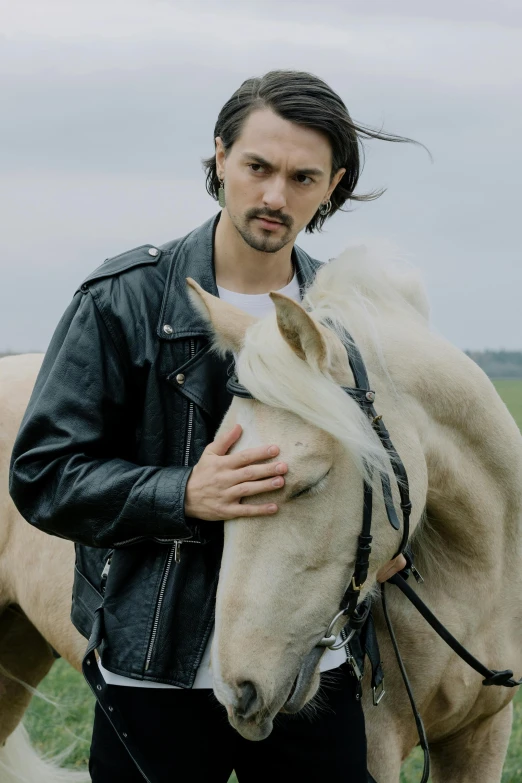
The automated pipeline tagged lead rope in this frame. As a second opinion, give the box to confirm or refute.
[381,582,430,783]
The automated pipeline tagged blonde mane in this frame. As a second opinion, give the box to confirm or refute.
[304,241,430,323]
[236,243,430,478]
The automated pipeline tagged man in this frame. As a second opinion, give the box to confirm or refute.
[10,70,408,782]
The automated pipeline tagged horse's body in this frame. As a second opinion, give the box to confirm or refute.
[0,245,520,782]
[0,353,87,782]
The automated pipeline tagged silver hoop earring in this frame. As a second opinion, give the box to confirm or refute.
[319,199,331,217]
[218,179,226,208]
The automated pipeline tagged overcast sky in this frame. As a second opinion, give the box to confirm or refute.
[1,0,521,352]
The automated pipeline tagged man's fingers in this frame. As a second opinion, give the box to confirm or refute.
[227,476,285,500]
[209,424,243,456]
[376,554,407,583]
[224,502,279,519]
[226,461,287,485]
[227,444,280,468]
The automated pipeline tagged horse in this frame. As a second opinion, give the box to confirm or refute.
[187,244,522,782]
[0,243,520,782]
[0,353,88,782]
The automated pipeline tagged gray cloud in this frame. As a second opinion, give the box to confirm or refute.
[1,1,521,352]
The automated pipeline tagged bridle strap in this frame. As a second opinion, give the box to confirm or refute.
[340,479,374,621]
[388,573,522,688]
[370,415,412,556]
[323,320,413,625]
[329,320,412,547]
[226,373,255,399]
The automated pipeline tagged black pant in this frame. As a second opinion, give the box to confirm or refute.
[89,662,367,782]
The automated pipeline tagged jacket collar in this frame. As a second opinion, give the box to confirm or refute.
[157,212,322,341]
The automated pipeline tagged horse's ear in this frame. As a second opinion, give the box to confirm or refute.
[186,278,257,354]
[270,292,328,369]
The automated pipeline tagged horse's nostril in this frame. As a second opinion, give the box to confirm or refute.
[235,680,258,719]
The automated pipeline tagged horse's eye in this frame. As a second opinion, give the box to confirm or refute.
[291,485,313,500]
[290,469,331,500]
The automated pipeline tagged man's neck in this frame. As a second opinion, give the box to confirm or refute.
[214,210,294,294]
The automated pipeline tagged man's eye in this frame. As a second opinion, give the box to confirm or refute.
[249,164,265,173]
[295,174,313,185]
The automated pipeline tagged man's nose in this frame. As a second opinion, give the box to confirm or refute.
[262,178,287,212]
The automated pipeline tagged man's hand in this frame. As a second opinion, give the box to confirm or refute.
[376,554,407,583]
[184,424,288,521]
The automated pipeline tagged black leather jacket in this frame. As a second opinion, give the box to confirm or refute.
[9,213,321,686]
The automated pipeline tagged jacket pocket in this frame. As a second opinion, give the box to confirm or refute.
[71,565,103,640]
[71,544,109,639]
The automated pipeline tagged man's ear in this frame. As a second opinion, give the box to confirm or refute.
[270,292,328,370]
[186,278,257,355]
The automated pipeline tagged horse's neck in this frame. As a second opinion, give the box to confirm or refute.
[403,342,522,590]
[361,321,522,590]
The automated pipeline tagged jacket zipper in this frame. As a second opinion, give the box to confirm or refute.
[145,338,196,671]
[100,551,113,594]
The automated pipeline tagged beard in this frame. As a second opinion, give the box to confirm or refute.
[234,207,295,254]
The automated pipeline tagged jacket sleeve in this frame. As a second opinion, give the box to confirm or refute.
[9,289,194,548]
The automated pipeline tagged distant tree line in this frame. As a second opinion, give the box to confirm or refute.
[465,350,522,379]
[2,350,522,378]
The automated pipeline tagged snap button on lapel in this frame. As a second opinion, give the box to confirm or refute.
[148,247,159,256]
[176,373,185,385]
[163,324,173,335]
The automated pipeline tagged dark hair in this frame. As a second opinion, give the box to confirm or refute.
[203,70,428,233]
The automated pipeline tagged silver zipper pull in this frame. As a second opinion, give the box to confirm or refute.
[174,541,182,563]
[101,556,112,594]
[346,653,363,681]
[411,564,424,584]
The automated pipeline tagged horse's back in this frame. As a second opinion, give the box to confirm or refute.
[0,354,43,539]
[0,354,43,440]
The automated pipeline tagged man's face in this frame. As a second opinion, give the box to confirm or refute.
[216,108,345,253]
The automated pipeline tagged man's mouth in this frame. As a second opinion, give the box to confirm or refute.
[255,216,285,230]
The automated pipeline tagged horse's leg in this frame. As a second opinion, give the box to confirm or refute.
[366,709,405,783]
[429,703,513,783]
[367,741,403,783]
[0,605,91,782]
[0,604,55,741]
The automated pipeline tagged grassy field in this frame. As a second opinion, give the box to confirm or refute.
[24,379,522,780]
[494,379,522,430]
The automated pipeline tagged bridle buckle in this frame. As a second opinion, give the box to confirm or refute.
[373,680,386,706]
[351,577,365,592]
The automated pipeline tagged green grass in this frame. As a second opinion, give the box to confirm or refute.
[24,658,93,770]
[24,380,522,780]
[494,379,522,430]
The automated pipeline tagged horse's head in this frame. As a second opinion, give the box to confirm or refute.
[187,269,426,740]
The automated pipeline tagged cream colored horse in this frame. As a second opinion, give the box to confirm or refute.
[0,245,520,782]
[0,353,87,782]
[188,245,522,783]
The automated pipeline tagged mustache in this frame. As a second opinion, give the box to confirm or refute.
[246,208,292,228]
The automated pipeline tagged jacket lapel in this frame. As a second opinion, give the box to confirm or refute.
[158,212,322,419]
[157,215,219,342]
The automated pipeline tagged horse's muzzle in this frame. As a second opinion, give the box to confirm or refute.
[281,645,323,713]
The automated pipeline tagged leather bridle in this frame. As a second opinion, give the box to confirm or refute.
[227,319,412,644]
[226,318,521,783]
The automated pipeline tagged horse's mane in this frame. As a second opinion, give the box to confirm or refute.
[236,243,430,479]
[303,241,430,323]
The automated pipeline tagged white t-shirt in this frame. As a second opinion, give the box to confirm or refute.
[99,273,346,688]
